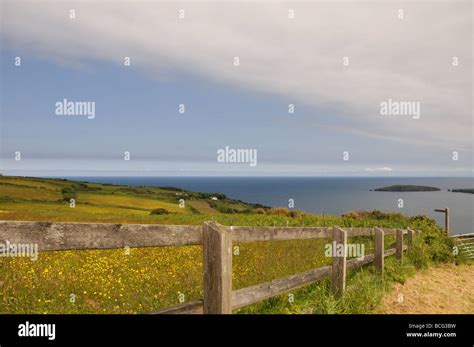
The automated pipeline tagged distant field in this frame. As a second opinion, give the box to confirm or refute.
[0,182,61,201]
[0,175,254,223]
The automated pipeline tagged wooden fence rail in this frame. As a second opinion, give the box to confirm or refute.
[0,220,416,314]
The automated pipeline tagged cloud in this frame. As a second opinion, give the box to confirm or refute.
[364,167,393,172]
[2,0,472,152]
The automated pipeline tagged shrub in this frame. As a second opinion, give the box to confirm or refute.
[72,183,101,191]
[208,201,241,214]
[61,187,77,201]
[195,192,228,200]
[150,208,169,215]
[189,206,200,214]
[407,237,431,269]
[216,207,238,214]
[268,208,289,216]
[241,208,254,214]
[342,210,403,221]
[342,210,364,219]
[263,208,303,218]
[288,210,302,218]
[407,216,456,265]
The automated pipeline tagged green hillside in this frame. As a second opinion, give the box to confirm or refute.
[0,175,269,224]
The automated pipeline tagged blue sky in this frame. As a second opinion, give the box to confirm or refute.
[1,1,472,176]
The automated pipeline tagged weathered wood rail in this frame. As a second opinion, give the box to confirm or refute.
[0,220,417,314]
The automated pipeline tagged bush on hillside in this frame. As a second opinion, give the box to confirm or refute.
[61,187,77,201]
[263,208,303,218]
[150,208,169,215]
[407,215,456,265]
[342,210,403,220]
[72,182,102,191]
[254,208,267,214]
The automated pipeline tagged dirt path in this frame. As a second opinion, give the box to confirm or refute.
[380,263,474,314]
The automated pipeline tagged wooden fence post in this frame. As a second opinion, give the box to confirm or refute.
[202,221,232,314]
[332,227,347,295]
[396,229,404,262]
[435,207,450,235]
[445,208,450,236]
[374,227,384,276]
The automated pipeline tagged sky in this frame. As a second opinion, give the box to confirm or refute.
[0,0,472,176]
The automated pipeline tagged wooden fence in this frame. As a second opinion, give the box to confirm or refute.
[0,220,418,314]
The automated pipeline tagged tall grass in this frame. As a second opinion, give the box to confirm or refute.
[237,217,461,314]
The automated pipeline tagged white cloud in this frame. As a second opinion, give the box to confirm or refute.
[2,0,472,151]
[364,167,393,172]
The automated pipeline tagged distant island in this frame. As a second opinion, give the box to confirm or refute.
[450,188,474,194]
[373,185,440,192]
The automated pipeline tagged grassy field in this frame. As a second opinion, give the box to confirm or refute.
[0,176,462,313]
[380,263,474,314]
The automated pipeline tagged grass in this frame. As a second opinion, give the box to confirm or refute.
[186,200,216,214]
[0,175,464,314]
[0,183,60,201]
[380,263,474,313]
[78,193,185,213]
[234,257,417,314]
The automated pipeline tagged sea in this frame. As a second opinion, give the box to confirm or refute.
[72,177,473,235]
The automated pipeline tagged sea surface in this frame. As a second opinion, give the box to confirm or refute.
[72,177,473,235]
